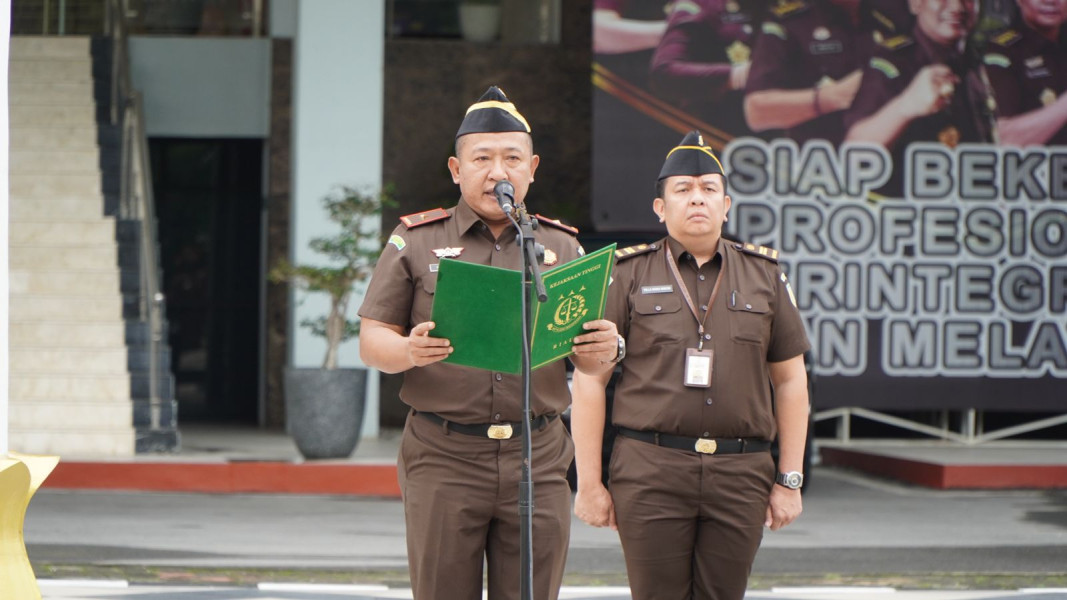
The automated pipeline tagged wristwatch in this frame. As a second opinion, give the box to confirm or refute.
[611,335,627,363]
[775,471,804,490]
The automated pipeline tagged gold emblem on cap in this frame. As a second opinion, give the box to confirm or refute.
[726,0,740,11]
[433,247,464,258]
[1041,88,1057,106]
[813,27,830,40]
[726,40,751,65]
[938,126,960,148]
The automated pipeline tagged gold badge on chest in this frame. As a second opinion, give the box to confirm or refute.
[938,125,960,148]
[727,40,751,65]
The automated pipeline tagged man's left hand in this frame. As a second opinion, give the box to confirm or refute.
[765,485,802,531]
[571,320,620,363]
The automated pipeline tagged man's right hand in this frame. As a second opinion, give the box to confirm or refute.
[903,64,957,118]
[823,69,863,113]
[407,321,452,367]
[574,483,617,530]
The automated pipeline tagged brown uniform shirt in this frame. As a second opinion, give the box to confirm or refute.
[358,200,583,423]
[746,0,910,145]
[984,25,1067,145]
[650,0,770,137]
[605,237,810,441]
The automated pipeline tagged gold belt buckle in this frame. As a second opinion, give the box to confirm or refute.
[487,424,514,440]
[694,438,718,454]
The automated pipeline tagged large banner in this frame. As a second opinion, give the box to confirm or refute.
[592,0,1067,410]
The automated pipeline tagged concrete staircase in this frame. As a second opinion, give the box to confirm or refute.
[8,36,165,456]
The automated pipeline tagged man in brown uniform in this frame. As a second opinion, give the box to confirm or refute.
[650,0,771,138]
[843,0,996,195]
[744,0,912,146]
[983,0,1067,145]
[571,131,811,600]
[358,87,620,600]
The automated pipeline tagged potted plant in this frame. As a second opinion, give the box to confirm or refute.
[458,0,501,42]
[270,184,394,459]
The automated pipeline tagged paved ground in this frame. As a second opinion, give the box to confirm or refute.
[24,465,1067,599]
[32,581,1067,600]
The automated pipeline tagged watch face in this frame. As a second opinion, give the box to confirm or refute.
[778,472,803,489]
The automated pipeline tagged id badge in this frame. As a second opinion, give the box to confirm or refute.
[684,348,714,388]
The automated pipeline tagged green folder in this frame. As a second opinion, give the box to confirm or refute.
[430,243,616,374]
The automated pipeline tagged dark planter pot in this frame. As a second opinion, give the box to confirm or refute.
[284,367,367,459]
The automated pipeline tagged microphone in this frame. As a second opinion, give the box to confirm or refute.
[494,180,515,215]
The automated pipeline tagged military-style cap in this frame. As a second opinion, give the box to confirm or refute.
[456,86,532,139]
[657,130,725,180]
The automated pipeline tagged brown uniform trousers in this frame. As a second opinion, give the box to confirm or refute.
[399,411,574,600]
[610,436,776,600]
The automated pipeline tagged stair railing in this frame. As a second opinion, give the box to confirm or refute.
[106,0,166,430]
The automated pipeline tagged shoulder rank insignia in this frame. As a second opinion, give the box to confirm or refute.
[992,29,1021,47]
[614,243,658,260]
[735,242,780,262]
[871,10,896,32]
[878,34,913,51]
[870,56,901,79]
[670,0,702,16]
[761,21,787,40]
[771,0,808,19]
[533,214,579,235]
[400,208,450,229]
[983,53,1011,69]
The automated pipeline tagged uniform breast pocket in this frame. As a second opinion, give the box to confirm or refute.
[412,274,437,322]
[728,290,771,345]
[631,294,686,344]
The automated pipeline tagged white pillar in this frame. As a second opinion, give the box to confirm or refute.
[1,0,11,455]
[291,0,384,437]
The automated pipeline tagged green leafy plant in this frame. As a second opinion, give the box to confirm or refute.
[270,184,395,370]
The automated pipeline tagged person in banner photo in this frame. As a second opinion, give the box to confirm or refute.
[843,0,998,195]
[571,131,811,600]
[649,0,771,140]
[743,0,913,146]
[594,0,669,55]
[358,87,621,600]
[983,0,1067,145]
[592,0,685,232]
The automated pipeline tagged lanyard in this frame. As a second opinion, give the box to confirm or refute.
[665,244,726,351]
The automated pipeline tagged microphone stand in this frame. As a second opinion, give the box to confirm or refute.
[505,200,546,600]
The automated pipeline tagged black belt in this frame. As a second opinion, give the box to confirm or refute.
[415,411,557,440]
[617,427,771,455]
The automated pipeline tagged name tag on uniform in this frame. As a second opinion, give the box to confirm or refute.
[641,285,674,294]
[684,348,714,388]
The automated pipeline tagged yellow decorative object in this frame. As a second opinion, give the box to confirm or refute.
[0,453,60,600]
